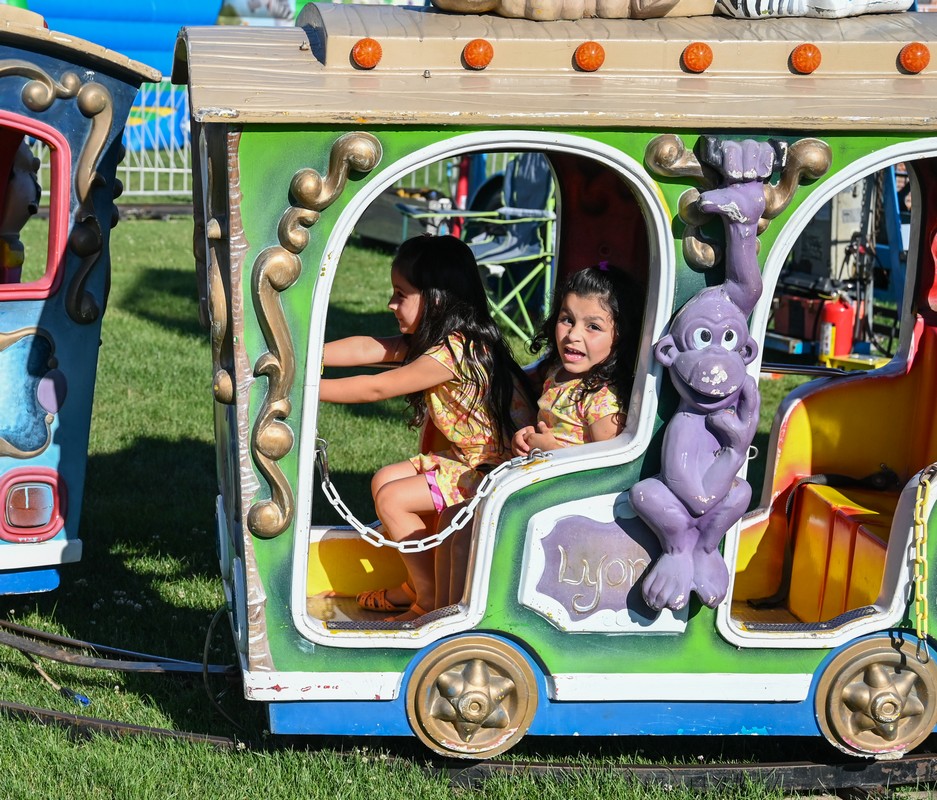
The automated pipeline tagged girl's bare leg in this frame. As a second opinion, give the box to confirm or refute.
[372,460,421,500]
[373,471,439,619]
[447,520,472,605]
[434,502,469,607]
[434,535,453,610]
[365,461,429,609]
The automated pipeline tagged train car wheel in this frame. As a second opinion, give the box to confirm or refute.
[815,637,937,759]
[405,635,538,758]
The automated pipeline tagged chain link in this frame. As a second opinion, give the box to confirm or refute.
[315,437,548,553]
[913,463,936,664]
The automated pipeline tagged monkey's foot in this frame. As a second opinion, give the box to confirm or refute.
[692,549,729,608]
[642,552,694,611]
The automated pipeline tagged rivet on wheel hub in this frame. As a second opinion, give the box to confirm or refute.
[458,691,492,724]
[871,693,902,724]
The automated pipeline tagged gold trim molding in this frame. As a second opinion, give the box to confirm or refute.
[645,134,832,271]
[0,60,116,324]
[247,132,382,539]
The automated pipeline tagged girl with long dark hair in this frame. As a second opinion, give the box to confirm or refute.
[321,235,535,620]
[512,264,638,455]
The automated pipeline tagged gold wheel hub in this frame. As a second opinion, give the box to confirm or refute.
[406,635,538,758]
[816,637,937,758]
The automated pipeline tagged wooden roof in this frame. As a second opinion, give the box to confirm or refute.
[173,4,937,130]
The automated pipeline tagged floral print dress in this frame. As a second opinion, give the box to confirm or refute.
[536,365,621,447]
[409,334,531,509]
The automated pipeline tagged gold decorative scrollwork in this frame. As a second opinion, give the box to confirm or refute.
[0,60,115,324]
[645,134,831,271]
[207,217,234,405]
[247,132,382,539]
[66,216,104,324]
[644,134,707,182]
[763,138,833,220]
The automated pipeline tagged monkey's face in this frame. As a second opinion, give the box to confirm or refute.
[654,289,757,412]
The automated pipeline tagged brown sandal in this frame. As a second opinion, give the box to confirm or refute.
[356,582,416,613]
[383,602,430,623]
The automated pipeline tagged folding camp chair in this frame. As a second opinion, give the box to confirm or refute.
[467,153,556,339]
[397,153,556,339]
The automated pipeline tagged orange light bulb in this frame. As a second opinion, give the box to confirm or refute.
[790,43,821,74]
[463,39,494,70]
[900,42,930,74]
[682,42,713,74]
[351,38,382,70]
[574,41,605,72]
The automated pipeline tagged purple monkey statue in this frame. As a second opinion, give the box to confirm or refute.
[630,137,781,612]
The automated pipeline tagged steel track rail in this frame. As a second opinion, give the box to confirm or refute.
[3,690,937,793]
[0,699,241,749]
[446,748,937,792]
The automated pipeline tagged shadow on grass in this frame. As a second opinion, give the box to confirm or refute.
[24,436,265,738]
[312,469,376,527]
[324,303,397,345]
[275,732,851,780]
[119,266,205,340]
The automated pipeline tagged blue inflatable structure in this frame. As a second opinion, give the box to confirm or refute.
[27,1,222,77]
[26,1,221,151]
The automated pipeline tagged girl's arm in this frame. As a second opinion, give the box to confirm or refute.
[587,412,624,443]
[323,335,406,368]
[320,353,454,404]
[522,412,623,452]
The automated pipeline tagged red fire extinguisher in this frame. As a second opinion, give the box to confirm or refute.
[818,294,855,362]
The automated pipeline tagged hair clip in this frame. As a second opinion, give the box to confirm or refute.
[598,261,609,271]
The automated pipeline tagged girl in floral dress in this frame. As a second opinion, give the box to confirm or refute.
[320,235,535,621]
[512,265,639,455]
[440,264,640,611]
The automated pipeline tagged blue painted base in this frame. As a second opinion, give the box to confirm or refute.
[528,700,818,737]
[266,698,818,739]
[0,567,60,595]
[269,699,410,736]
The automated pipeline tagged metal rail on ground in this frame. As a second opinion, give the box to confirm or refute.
[2,616,937,793]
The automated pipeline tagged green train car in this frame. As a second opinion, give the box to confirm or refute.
[173,2,937,759]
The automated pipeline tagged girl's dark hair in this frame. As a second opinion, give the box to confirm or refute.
[530,265,641,408]
[394,235,536,444]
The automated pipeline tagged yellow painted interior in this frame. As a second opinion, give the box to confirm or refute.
[306,422,440,601]
[307,535,408,598]
[788,485,892,623]
[735,318,937,618]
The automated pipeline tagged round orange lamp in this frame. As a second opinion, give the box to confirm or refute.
[682,42,713,73]
[574,41,605,72]
[899,42,930,74]
[463,39,494,70]
[790,43,821,74]
[351,38,382,70]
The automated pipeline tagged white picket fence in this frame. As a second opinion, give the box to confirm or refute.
[118,80,193,200]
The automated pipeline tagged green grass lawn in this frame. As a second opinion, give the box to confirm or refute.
[0,214,831,799]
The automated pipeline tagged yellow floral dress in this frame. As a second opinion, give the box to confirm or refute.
[537,366,621,447]
[410,334,531,509]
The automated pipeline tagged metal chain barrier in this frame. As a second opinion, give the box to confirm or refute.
[913,463,935,664]
[315,437,547,553]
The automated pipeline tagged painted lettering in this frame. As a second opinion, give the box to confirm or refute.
[556,544,649,614]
